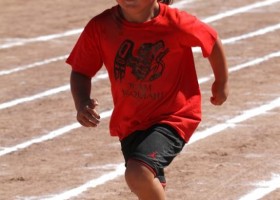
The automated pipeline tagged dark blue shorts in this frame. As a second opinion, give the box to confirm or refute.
[120,124,185,185]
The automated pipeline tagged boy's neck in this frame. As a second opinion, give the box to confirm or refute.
[119,2,160,23]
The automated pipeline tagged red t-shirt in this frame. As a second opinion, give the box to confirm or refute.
[66,3,217,142]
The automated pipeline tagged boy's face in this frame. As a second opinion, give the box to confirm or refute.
[116,0,156,10]
[116,0,159,22]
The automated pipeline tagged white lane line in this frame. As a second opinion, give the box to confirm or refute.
[239,174,280,200]
[39,164,125,200]
[0,110,112,157]
[0,72,108,110]
[188,97,280,144]
[1,50,279,110]
[0,28,83,49]
[228,51,280,73]
[1,21,280,77]
[1,50,279,155]
[0,84,69,110]
[1,0,279,50]
[198,50,280,84]
[170,0,195,8]
[222,23,280,44]
[0,55,68,76]
[0,50,278,111]
[0,123,80,157]
[25,96,280,200]
[203,0,280,23]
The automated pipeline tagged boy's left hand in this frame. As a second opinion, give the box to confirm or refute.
[210,80,229,106]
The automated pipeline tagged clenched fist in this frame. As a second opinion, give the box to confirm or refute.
[76,99,101,127]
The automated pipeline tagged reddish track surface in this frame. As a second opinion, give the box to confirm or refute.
[0,0,280,199]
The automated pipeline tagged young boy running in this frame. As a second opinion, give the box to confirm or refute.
[67,0,229,199]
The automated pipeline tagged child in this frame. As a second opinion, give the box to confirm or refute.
[67,0,229,199]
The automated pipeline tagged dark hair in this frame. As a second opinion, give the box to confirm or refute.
[158,0,173,5]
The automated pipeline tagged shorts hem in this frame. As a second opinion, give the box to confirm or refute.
[128,158,157,177]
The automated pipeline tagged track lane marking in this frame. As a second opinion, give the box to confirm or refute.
[0,110,112,157]
[1,50,280,156]
[203,0,280,23]
[0,0,279,49]
[0,55,68,76]
[0,28,83,49]
[2,22,280,77]
[188,97,280,144]
[24,96,280,200]
[0,1,278,198]
[1,50,279,111]
[198,50,280,84]
[0,72,108,110]
[239,174,280,200]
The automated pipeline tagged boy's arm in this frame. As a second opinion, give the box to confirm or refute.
[70,70,100,127]
[207,37,229,106]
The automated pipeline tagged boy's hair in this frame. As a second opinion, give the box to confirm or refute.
[158,0,173,5]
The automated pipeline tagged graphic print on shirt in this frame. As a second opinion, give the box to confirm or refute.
[114,40,169,100]
[114,40,169,82]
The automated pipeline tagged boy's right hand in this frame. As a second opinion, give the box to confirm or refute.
[76,99,101,127]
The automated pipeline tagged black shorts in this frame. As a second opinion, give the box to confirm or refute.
[120,124,185,185]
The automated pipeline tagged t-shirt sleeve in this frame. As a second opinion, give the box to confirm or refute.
[66,20,103,78]
[179,12,218,57]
